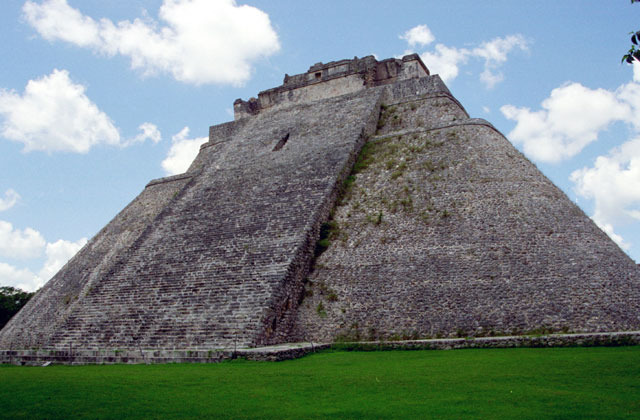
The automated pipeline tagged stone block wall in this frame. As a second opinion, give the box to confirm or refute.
[0,86,383,351]
[234,54,429,120]
[293,88,640,342]
[0,175,193,348]
[2,332,638,365]
[2,54,640,360]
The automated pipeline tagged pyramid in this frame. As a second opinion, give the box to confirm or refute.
[1,54,639,353]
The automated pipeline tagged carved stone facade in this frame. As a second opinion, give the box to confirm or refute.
[233,54,428,119]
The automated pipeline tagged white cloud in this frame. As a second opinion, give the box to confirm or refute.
[0,189,20,212]
[122,122,161,147]
[37,237,87,283]
[418,44,470,83]
[0,234,87,291]
[501,83,632,163]
[570,137,640,249]
[505,66,640,254]
[616,78,640,132]
[0,69,160,153]
[400,25,435,47]
[0,221,46,259]
[24,0,281,86]
[595,221,631,251]
[0,69,120,153]
[473,35,528,88]
[0,262,39,292]
[23,0,100,47]
[403,30,527,87]
[633,60,640,83]
[161,127,207,175]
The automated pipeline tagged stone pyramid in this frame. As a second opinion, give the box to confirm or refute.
[1,54,639,352]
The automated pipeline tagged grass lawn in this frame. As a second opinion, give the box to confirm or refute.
[0,346,639,419]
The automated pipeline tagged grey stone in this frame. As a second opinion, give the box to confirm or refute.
[1,54,639,364]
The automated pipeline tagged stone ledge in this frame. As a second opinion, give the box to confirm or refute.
[331,331,640,351]
[0,343,331,366]
[370,118,499,142]
[384,92,469,118]
[1,332,638,366]
[145,173,194,188]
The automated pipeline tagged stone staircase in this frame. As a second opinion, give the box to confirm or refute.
[31,88,384,351]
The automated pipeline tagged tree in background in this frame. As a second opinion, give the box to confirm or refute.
[623,0,640,63]
[0,287,35,330]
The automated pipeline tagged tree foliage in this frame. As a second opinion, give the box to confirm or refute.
[623,0,640,63]
[0,286,35,330]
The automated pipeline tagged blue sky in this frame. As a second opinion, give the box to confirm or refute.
[1,0,639,291]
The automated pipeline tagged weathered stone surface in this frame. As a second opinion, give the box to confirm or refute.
[1,332,638,365]
[1,54,639,361]
[293,91,640,341]
[0,175,193,348]
[233,54,428,120]
[0,80,383,351]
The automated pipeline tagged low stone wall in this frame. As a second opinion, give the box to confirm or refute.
[0,348,228,366]
[0,343,331,366]
[331,331,640,351]
[1,332,637,366]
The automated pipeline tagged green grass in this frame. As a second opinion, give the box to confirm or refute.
[1,347,639,419]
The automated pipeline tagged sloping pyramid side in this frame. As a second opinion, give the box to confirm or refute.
[0,88,383,350]
[293,82,640,342]
[2,68,639,352]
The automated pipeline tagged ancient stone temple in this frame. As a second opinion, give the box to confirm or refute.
[2,54,639,357]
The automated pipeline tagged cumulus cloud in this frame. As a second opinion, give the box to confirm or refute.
[24,0,281,86]
[501,79,639,163]
[37,237,87,283]
[0,232,86,291]
[0,69,159,153]
[161,127,207,175]
[0,262,39,292]
[503,62,640,251]
[401,25,527,88]
[0,221,46,260]
[0,69,119,153]
[473,35,528,88]
[400,25,435,47]
[23,0,100,47]
[0,189,20,212]
[596,222,631,251]
[570,137,640,249]
[0,217,87,289]
[123,122,162,147]
[419,44,469,83]
[634,60,640,83]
